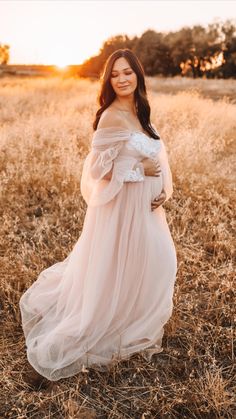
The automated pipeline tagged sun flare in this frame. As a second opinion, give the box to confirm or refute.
[55,62,69,70]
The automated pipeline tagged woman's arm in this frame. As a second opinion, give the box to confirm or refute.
[103,167,113,180]
[158,139,173,201]
[95,110,128,181]
[140,158,162,177]
[149,123,173,200]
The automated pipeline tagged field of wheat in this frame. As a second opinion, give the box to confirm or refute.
[0,75,235,418]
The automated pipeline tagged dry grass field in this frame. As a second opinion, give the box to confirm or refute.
[0,75,235,418]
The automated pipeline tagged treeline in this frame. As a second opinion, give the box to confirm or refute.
[1,19,235,79]
[79,19,236,79]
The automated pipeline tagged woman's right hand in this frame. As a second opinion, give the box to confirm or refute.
[141,157,161,177]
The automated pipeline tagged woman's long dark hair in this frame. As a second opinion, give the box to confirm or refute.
[92,48,160,140]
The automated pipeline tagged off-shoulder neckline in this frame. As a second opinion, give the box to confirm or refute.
[95,126,159,140]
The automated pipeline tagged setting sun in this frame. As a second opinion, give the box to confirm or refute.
[55,63,69,70]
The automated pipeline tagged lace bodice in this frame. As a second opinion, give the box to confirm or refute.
[123,131,162,182]
[126,132,162,159]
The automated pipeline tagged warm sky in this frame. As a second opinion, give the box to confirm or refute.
[1,0,236,66]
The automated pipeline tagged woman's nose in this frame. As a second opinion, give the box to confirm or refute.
[118,74,126,82]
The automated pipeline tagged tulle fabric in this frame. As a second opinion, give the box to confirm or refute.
[81,126,143,206]
[19,126,177,381]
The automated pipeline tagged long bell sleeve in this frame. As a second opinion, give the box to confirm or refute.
[80,127,141,207]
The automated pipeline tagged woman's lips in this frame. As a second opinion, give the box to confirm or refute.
[119,85,129,89]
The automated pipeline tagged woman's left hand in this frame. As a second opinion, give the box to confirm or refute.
[151,189,166,211]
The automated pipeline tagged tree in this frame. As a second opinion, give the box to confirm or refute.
[0,44,10,64]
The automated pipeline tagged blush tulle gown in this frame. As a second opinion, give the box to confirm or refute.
[19,125,177,381]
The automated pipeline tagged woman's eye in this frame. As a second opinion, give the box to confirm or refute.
[111,72,132,78]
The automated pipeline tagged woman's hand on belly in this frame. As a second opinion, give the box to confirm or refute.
[141,157,161,177]
[151,189,167,211]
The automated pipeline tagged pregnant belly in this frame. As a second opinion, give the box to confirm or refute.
[114,173,163,213]
[145,173,163,202]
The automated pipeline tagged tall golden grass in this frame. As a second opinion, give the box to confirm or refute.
[0,76,235,418]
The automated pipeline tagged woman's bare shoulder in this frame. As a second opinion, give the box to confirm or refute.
[97,108,128,130]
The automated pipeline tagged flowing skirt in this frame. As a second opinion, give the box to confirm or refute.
[19,175,177,381]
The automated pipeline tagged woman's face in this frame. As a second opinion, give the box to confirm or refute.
[110,57,137,98]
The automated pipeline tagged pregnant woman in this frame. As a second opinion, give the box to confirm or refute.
[19,48,177,382]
